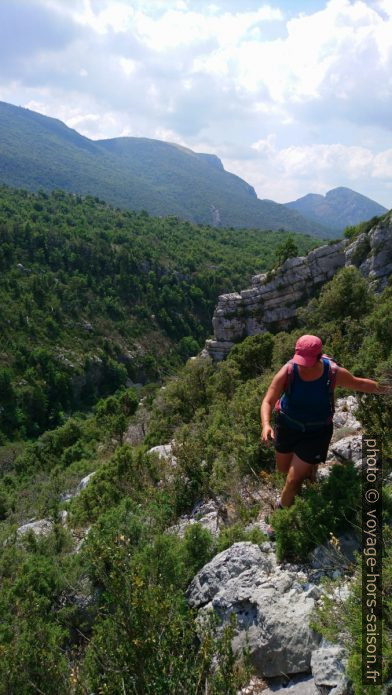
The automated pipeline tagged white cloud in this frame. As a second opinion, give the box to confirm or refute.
[1,0,392,207]
[119,57,136,76]
[373,149,392,178]
[225,140,392,205]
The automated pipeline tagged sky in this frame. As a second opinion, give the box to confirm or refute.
[0,0,391,207]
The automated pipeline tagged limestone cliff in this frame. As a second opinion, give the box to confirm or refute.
[205,212,392,360]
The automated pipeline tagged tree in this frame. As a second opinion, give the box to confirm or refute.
[275,236,299,266]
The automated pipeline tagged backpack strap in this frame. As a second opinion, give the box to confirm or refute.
[323,355,338,416]
[285,360,295,395]
[274,360,295,413]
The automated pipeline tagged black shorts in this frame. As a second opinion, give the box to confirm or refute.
[274,413,333,465]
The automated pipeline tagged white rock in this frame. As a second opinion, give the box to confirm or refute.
[167,511,221,538]
[59,510,68,526]
[17,519,53,538]
[333,396,361,431]
[311,646,349,694]
[259,673,319,694]
[187,542,321,678]
[76,472,96,495]
[330,436,363,467]
[59,492,74,503]
[187,542,274,607]
[205,214,392,360]
[73,526,92,553]
[147,443,177,466]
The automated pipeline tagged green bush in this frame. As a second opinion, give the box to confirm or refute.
[311,530,392,694]
[272,463,361,562]
[71,445,162,525]
[0,547,70,694]
[227,332,274,380]
[80,503,250,694]
[298,266,374,329]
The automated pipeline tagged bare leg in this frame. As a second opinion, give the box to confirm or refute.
[280,454,315,507]
[275,451,293,475]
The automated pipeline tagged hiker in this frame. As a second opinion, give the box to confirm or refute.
[260,334,386,527]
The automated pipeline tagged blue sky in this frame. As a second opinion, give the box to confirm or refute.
[0,0,391,207]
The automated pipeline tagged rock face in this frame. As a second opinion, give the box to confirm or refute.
[206,212,392,360]
[187,542,322,678]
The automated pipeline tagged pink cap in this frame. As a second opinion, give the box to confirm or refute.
[292,335,322,367]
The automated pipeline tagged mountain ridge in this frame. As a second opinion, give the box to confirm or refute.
[285,186,388,232]
[0,100,332,237]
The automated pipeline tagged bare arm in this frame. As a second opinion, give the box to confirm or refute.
[260,365,288,443]
[335,367,387,394]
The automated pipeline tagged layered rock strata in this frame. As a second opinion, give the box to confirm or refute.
[205,212,392,360]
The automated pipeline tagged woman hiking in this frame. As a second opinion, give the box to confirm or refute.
[260,334,386,537]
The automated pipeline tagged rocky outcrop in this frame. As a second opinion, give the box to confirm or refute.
[187,542,323,678]
[206,212,392,360]
[16,519,53,538]
[76,471,96,494]
[166,498,227,538]
[147,443,177,464]
[59,470,97,503]
[187,540,359,693]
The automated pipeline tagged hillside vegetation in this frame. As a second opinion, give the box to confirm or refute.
[0,261,391,693]
[0,185,318,440]
[0,101,333,237]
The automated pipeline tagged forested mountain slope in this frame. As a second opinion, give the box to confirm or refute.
[0,101,332,236]
[0,185,317,440]
[0,251,391,693]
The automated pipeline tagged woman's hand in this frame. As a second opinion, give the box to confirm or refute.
[261,424,275,444]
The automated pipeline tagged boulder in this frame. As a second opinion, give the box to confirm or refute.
[59,510,68,526]
[311,646,350,695]
[17,519,53,538]
[187,542,322,678]
[147,443,177,466]
[330,436,362,468]
[187,542,273,607]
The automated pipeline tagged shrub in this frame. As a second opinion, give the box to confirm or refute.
[311,529,392,695]
[272,463,361,562]
[80,504,250,694]
[227,332,274,380]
